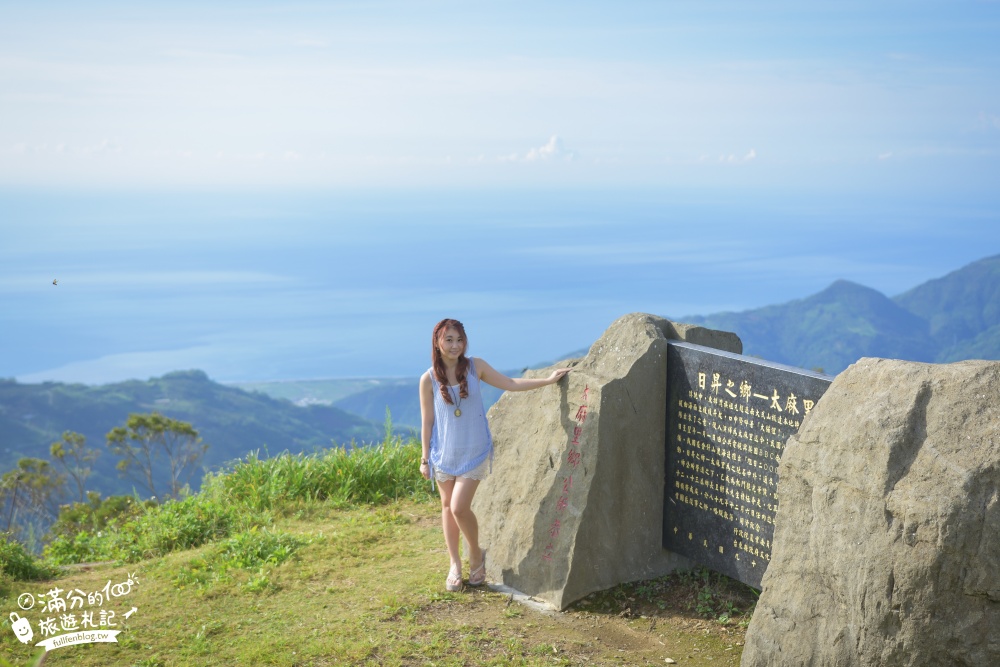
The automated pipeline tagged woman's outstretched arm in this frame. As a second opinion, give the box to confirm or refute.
[475,357,570,391]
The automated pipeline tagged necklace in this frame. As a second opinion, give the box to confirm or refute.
[449,385,463,417]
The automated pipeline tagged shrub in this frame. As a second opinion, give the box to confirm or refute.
[47,491,155,541]
[45,492,248,565]
[1,533,59,595]
[1,533,54,580]
[205,434,433,511]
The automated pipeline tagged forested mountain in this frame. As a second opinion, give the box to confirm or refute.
[0,370,381,499]
[686,254,1000,373]
[893,254,1000,361]
[684,280,937,373]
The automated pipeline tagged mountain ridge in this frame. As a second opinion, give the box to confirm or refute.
[893,253,1000,347]
[685,254,1000,373]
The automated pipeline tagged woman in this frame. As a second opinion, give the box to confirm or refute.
[419,318,571,591]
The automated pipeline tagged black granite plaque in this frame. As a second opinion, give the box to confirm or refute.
[663,340,832,589]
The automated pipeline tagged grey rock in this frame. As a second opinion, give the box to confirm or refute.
[473,313,741,610]
[742,357,1000,667]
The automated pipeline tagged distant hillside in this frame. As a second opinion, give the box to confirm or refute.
[230,378,427,428]
[249,350,590,430]
[686,254,1000,374]
[332,380,506,430]
[684,280,937,373]
[0,370,382,499]
[893,254,1000,352]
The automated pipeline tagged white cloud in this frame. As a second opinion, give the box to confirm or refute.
[878,151,893,160]
[160,49,242,61]
[526,135,576,161]
[501,135,578,163]
[719,148,757,164]
[978,112,1000,130]
[9,141,98,155]
[81,138,123,155]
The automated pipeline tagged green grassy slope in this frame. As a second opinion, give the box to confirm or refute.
[2,439,752,667]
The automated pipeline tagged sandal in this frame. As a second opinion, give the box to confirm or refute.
[468,549,487,587]
[446,564,463,592]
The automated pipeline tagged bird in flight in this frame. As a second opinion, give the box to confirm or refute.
[52,279,58,286]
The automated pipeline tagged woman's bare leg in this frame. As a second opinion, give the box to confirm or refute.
[449,477,483,569]
[437,478,462,571]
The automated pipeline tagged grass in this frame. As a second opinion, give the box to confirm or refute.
[1,433,754,666]
[42,426,433,567]
[3,501,751,666]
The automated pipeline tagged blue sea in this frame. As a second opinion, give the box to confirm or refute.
[3,187,998,384]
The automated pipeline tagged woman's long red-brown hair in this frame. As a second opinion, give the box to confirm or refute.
[431,319,469,405]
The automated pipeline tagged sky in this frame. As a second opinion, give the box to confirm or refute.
[3,1,1000,385]
[3,1,1000,191]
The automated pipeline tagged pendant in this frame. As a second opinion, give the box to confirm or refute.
[454,408,462,417]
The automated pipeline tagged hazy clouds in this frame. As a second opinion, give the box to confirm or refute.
[2,2,999,191]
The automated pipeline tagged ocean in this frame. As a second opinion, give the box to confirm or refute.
[3,187,998,384]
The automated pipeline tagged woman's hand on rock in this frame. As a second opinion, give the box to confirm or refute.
[547,368,572,384]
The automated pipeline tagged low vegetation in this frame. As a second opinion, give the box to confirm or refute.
[40,422,431,566]
[2,428,756,666]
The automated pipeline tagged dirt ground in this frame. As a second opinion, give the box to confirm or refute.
[404,499,752,666]
[407,579,748,666]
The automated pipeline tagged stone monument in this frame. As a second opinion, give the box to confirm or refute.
[473,313,741,610]
[663,340,832,588]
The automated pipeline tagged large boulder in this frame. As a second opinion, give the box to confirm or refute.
[473,313,742,610]
[742,357,1000,666]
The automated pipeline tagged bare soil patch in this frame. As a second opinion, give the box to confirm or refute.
[402,575,751,666]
